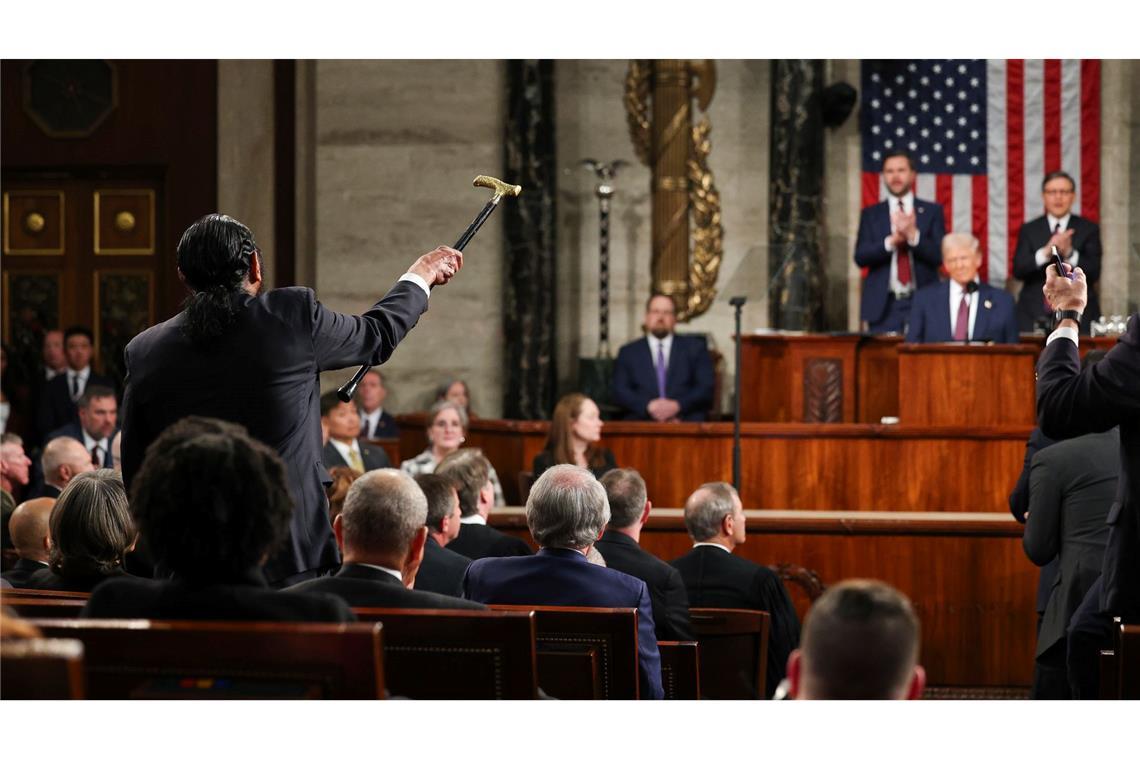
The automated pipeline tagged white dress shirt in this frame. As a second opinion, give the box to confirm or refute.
[691,541,732,553]
[360,408,382,439]
[1034,213,1081,268]
[884,191,921,296]
[82,429,111,467]
[67,366,92,400]
[459,514,486,525]
[398,272,431,298]
[949,278,981,341]
[356,562,404,582]
[329,437,364,467]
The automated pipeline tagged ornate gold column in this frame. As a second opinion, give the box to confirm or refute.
[625,60,723,321]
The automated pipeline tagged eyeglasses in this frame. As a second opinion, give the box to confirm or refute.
[1043,189,1074,196]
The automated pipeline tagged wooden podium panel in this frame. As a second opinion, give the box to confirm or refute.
[490,509,1037,689]
[898,344,1038,426]
[738,334,860,423]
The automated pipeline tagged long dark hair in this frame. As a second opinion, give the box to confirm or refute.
[177,213,260,347]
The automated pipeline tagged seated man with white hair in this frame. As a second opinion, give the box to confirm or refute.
[31,437,94,499]
[786,579,926,700]
[905,232,1019,343]
[287,468,486,610]
[462,464,664,699]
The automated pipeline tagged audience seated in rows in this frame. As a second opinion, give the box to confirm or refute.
[597,468,694,642]
[671,481,800,698]
[1,433,32,504]
[326,466,361,523]
[287,469,484,610]
[400,400,504,505]
[1,497,54,587]
[26,469,135,593]
[436,448,530,560]
[320,391,390,475]
[462,464,664,699]
[45,384,119,469]
[532,393,616,480]
[31,437,93,499]
[787,579,925,700]
[435,378,474,418]
[413,473,471,597]
[37,326,116,440]
[83,416,353,622]
[355,369,399,439]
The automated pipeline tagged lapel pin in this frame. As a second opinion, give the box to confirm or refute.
[984,300,992,309]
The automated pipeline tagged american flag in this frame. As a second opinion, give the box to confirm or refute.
[861,59,1101,287]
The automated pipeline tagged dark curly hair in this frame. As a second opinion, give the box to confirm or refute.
[49,469,135,578]
[129,417,294,580]
[176,213,261,348]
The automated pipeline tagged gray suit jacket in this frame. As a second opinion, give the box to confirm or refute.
[1024,428,1119,657]
[121,282,428,585]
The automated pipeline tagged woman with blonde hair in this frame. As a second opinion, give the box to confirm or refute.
[532,393,616,479]
[401,399,504,505]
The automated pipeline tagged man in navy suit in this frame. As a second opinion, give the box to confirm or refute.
[462,464,664,699]
[1012,171,1102,333]
[854,151,946,333]
[319,391,390,474]
[355,369,399,439]
[44,385,119,468]
[611,294,714,422]
[36,326,116,439]
[905,233,1019,344]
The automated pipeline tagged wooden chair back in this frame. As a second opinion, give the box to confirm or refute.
[1,638,85,698]
[658,640,700,699]
[490,605,640,699]
[1118,623,1140,699]
[1,588,92,600]
[27,619,385,699]
[688,607,770,699]
[351,607,538,699]
[2,596,86,618]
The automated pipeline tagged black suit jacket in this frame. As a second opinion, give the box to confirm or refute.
[83,569,355,622]
[25,566,128,593]
[1013,214,1102,331]
[27,483,62,500]
[853,198,946,325]
[670,545,801,698]
[415,535,471,597]
[1036,314,1140,620]
[286,563,486,610]
[611,335,715,421]
[447,522,533,561]
[321,440,390,473]
[595,530,694,642]
[0,558,49,588]
[359,410,399,439]
[36,371,116,441]
[1024,429,1118,658]
[120,282,428,586]
[1009,426,1060,615]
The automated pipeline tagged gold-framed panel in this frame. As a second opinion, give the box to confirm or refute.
[2,190,65,255]
[93,269,154,386]
[93,189,155,255]
[2,270,62,378]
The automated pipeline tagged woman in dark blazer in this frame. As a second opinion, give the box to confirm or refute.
[532,393,616,480]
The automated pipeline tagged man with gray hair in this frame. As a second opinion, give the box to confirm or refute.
[786,579,926,699]
[905,232,1018,343]
[596,468,694,642]
[463,464,664,698]
[31,437,94,499]
[671,481,800,698]
[287,468,485,610]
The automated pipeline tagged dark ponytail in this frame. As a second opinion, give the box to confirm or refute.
[176,214,259,347]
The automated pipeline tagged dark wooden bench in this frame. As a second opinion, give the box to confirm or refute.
[1118,623,1140,699]
[351,607,538,699]
[689,607,770,699]
[658,640,700,699]
[1,638,86,699]
[2,596,86,619]
[490,605,640,699]
[1,588,92,600]
[26,619,385,699]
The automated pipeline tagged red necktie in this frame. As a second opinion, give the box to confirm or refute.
[896,199,912,285]
[954,292,970,341]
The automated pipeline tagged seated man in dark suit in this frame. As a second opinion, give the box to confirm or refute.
[0,497,54,587]
[320,391,390,474]
[905,233,1018,344]
[1023,426,1118,699]
[356,369,399,439]
[287,469,485,610]
[462,464,664,698]
[412,473,472,597]
[45,384,119,469]
[436,448,532,560]
[670,481,800,698]
[596,468,694,642]
[36,326,116,439]
[786,579,925,700]
[31,437,94,499]
[611,294,714,422]
[84,417,353,622]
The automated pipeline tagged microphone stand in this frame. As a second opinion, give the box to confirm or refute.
[729,295,747,493]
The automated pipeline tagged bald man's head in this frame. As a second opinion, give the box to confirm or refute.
[41,437,95,489]
[9,498,55,562]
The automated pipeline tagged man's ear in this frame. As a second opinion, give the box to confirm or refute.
[247,250,263,287]
[905,664,927,700]
[786,650,803,699]
[721,512,734,537]
[403,526,428,589]
[332,513,345,553]
[639,500,652,527]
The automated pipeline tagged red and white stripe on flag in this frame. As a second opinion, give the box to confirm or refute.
[861,59,1100,288]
